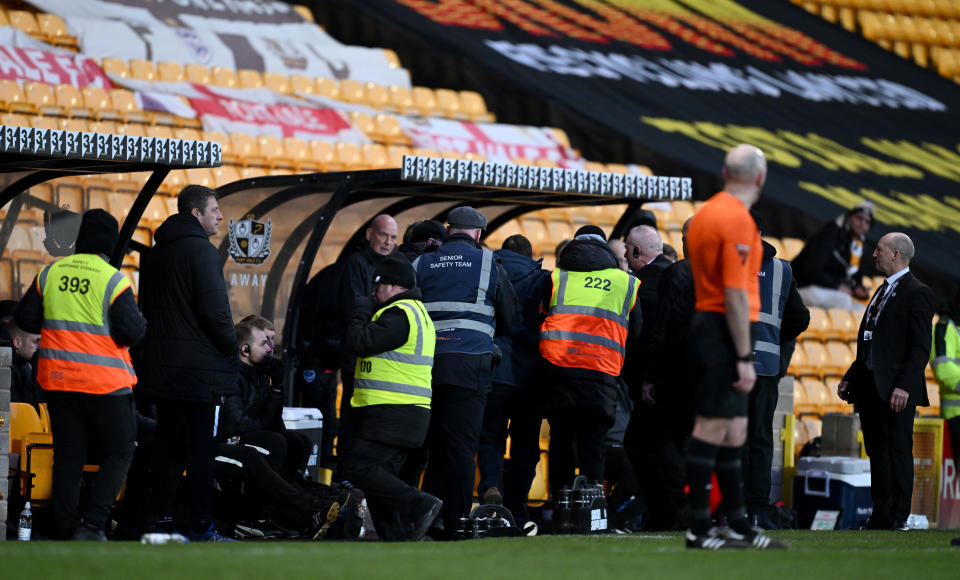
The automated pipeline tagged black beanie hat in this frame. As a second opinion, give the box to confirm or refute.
[574,224,606,241]
[410,219,447,244]
[75,209,119,257]
[373,254,417,288]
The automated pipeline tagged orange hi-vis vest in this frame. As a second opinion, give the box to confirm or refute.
[539,267,638,377]
[36,253,137,395]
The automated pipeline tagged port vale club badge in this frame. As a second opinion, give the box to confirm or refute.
[228,215,272,265]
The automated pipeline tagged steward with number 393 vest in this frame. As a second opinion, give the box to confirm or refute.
[15,209,146,540]
[540,225,641,497]
[342,254,443,542]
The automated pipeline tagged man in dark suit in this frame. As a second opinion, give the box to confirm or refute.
[838,232,934,530]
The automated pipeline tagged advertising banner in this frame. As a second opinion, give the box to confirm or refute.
[349,0,960,280]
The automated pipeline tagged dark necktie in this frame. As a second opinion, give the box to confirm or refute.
[865,281,889,333]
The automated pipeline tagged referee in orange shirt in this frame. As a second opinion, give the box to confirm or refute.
[683,144,785,550]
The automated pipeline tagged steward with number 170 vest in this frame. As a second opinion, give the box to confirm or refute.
[540,235,641,392]
[345,288,436,447]
[15,244,146,395]
[413,232,516,391]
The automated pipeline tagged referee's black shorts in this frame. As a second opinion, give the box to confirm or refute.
[687,311,755,418]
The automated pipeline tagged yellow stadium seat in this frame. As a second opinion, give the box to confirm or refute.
[434,88,462,119]
[276,137,313,171]
[665,200,695,231]
[383,48,402,69]
[29,116,59,131]
[335,141,363,169]
[763,236,785,258]
[387,85,415,114]
[313,77,339,100]
[347,110,376,139]
[186,167,215,189]
[309,140,338,171]
[373,114,410,145]
[263,72,289,94]
[793,378,816,415]
[8,10,40,35]
[10,402,54,501]
[156,61,185,83]
[146,125,175,140]
[339,79,366,104]
[56,84,92,119]
[129,59,157,82]
[212,165,241,188]
[229,132,266,166]
[185,64,211,85]
[289,75,314,95]
[80,87,117,121]
[0,10,9,28]
[412,87,439,117]
[237,69,264,89]
[24,82,60,116]
[925,380,941,416]
[803,307,831,341]
[109,89,147,124]
[256,135,291,168]
[37,13,75,48]
[825,340,855,376]
[802,340,829,377]
[59,118,89,132]
[117,123,146,137]
[827,308,858,340]
[0,80,30,114]
[100,58,130,79]
[362,143,390,169]
[385,144,412,169]
[238,166,267,180]
[211,67,238,88]
[781,237,804,261]
[459,90,495,123]
[364,82,390,109]
[175,128,203,141]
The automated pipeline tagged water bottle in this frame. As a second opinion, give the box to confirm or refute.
[18,502,33,541]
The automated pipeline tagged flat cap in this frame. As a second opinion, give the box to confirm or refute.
[447,206,487,230]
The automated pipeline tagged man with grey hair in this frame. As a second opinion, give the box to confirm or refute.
[839,232,933,530]
[624,225,664,275]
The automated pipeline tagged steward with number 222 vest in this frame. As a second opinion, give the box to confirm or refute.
[540,238,640,380]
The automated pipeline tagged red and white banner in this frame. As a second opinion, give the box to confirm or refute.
[397,116,580,166]
[0,27,111,88]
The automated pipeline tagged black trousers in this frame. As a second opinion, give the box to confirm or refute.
[337,369,356,467]
[280,429,313,482]
[548,407,611,501]
[295,360,339,471]
[422,384,487,535]
[215,431,313,531]
[743,374,780,511]
[855,378,916,525]
[150,400,217,531]
[46,390,136,536]
[477,382,542,523]
[344,438,421,541]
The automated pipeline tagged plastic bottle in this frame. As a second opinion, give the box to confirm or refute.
[18,502,33,541]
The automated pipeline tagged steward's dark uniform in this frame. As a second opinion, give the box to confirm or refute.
[412,233,516,536]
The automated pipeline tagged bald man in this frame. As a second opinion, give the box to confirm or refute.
[839,232,933,530]
[683,144,784,549]
[336,213,401,467]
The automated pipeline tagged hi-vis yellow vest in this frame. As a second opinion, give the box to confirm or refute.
[37,253,136,395]
[539,268,638,377]
[931,318,960,420]
[353,298,435,409]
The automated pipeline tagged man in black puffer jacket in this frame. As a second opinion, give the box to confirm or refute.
[137,185,238,542]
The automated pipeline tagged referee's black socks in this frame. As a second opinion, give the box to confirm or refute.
[686,439,751,536]
[686,438,718,535]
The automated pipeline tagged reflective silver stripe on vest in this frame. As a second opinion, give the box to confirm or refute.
[758,259,784,328]
[621,275,637,318]
[550,304,626,326]
[476,249,492,304]
[557,269,568,303]
[352,378,432,399]
[102,270,127,324]
[539,330,626,356]
[412,255,421,270]
[397,301,425,356]
[754,341,781,356]
[37,264,51,295]
[932,356,960,369]
[425,302,495,316]
[42,319,111,336]
[38,347,136,374]
[943,399,960,407]
[435,319,495,336]
[371,301,433,365]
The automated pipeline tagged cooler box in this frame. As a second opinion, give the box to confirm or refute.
[793,456,873,529]
[282,407,322,482]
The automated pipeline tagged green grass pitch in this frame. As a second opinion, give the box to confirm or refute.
[2,531,959,579]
